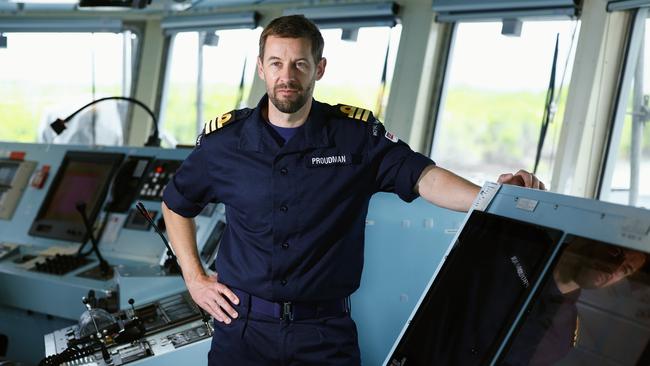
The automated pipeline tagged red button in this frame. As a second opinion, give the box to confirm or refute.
[9,151,26,160]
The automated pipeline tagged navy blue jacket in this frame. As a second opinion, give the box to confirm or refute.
[163,95,434,302]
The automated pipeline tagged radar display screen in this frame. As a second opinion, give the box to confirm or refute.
[29,151,124,242]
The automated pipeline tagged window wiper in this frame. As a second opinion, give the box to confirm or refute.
[534,33,559,175]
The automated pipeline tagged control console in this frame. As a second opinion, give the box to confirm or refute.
[43,291,212,366]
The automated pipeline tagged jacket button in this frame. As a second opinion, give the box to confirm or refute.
[280,205,288,212]
[280,168,288,175]
[282,242,289,249]
[281,279,288,286]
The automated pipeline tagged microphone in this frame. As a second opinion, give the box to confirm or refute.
[50,96,161,147]
[76,201,112,277]
[134,202,180,274]
[135,201,213,335]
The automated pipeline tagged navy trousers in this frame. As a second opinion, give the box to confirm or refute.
[207,300,361,365]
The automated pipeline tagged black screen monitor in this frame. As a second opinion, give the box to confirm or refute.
[497,235,650,366]
[29,151,124,242]
[387,210,563,366]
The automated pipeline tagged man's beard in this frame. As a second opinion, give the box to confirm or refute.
[269,81,313,113]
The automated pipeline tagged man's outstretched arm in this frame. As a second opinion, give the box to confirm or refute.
[414,165,544,212]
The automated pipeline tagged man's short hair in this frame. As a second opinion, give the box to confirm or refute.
[259,15,324,64]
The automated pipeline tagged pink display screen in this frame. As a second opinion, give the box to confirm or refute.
[41,161,110,223]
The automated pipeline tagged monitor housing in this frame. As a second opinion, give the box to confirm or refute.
[29,151,124,242]
[385,184,650,366]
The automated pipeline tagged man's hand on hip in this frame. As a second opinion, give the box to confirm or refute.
[187,273,240,324]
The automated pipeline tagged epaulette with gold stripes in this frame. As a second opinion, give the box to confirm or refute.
[203,110,234,135]
[203,108,251,136]
[334,104,375,123]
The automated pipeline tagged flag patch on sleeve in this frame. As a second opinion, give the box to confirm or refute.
[385,131,398,143]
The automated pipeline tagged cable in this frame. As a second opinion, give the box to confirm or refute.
[76,202,112,276]
[77,212,111,258]
[38,342,100,366]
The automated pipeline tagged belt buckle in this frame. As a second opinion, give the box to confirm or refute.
[281,302,294,321]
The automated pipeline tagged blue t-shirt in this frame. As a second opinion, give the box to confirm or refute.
[269,123,300,144]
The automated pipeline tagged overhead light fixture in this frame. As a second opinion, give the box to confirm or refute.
[283,2,398,29]
[501,18,522,37]
[8,0,77,3]
[203,32,219,47]
[0,18,122,32]
[433,0,578,23]
[341,28,358,42]
[78,0,150,9]
[168,0,192,12]
[161,12,258,34]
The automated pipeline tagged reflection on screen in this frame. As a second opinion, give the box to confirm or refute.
[388,211,562,366]
[499,236,650,366]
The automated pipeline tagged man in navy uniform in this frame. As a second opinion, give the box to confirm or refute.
[162,14,543,365]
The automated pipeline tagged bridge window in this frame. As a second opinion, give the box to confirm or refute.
[159,28,261,147]
[600,9,650,208]
[431,20,579,185]
[313,24,401,122]
[0,31,137,145]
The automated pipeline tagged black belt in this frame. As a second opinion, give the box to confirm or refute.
[232,288,350,321]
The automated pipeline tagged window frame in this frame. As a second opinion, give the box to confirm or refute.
[597,7,647,204]
[0,24,142,145]
[157,27,261,147]
[428,17,580,185]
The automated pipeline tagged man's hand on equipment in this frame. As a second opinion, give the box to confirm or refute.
[497,169,546,190]
[187,273,240,324]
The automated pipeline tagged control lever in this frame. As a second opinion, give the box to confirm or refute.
[82,295,101,341]
[82,293,113,365]
[129,298,136,315]
[84,290,97,309]
[114,298,145,344]
[135,202,213,336]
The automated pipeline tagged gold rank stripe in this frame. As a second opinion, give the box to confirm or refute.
[217,112,233,128]
[339,105,372,122]
[204,111,234,135]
